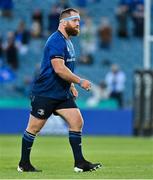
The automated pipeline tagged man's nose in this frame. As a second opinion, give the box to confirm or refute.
[76,21,80,26]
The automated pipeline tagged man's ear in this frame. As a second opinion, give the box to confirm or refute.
[63,21,67,26]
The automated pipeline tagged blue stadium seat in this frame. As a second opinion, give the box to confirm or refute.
[0,0,146,106]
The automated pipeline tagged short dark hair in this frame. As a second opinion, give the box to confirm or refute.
[59,8,79,20]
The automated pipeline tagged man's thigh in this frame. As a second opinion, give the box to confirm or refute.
[26,114,47,134]
[29,95,59,134]
[55,108,84,131]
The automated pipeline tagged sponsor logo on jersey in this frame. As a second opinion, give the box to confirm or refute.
[66,58,75,62]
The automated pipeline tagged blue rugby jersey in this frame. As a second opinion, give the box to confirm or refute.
[32,31,76,100]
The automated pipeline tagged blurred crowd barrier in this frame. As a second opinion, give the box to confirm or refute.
[0,107,132,135]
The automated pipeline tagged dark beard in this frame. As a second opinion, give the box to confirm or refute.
[65,26,79,36]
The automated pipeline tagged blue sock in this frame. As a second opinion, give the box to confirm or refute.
[69,131,85,164]
[20,130,36,164]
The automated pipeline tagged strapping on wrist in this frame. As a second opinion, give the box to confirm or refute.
[78,79,85,86]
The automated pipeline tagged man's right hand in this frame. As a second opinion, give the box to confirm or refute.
[80,79,91,91]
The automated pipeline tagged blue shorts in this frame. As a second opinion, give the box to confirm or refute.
[30,95,78,119]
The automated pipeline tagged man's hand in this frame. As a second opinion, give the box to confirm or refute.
[80,79,91,91]
[70,86,78,98]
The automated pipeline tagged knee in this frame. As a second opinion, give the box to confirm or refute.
[26,125,41,135]
[77,119,83,130]
[69,118,84,132]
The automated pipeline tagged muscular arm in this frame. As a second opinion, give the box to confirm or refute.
[51,58,81,84]
[51,58,91,90]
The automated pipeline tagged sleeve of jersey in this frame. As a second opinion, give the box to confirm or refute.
[48,42,65,60]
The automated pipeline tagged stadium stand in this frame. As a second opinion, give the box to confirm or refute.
[0,0,145,108]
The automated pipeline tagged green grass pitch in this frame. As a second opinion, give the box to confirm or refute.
[0,135,153,179]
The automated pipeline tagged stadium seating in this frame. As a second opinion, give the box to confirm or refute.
[0,0,145,106]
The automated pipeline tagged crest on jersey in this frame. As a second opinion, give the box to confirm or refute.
[37,109,45,116]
